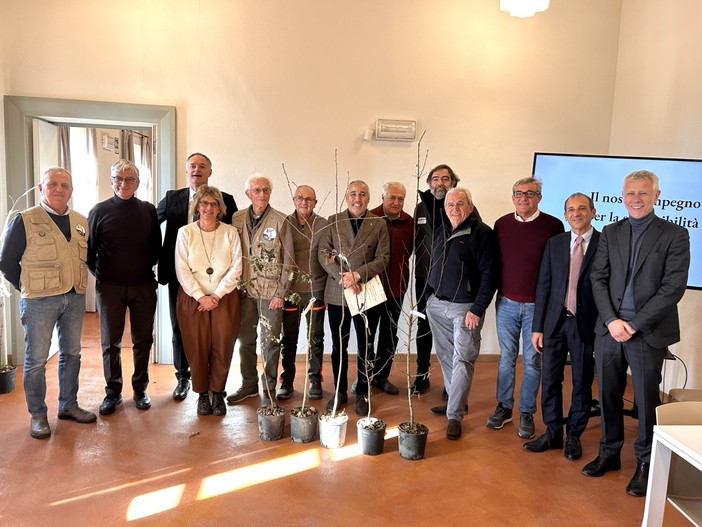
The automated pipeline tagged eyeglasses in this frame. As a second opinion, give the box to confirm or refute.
[294,196,316,203]
[111,176,138,185]
[513,190,541,199]
[199,200,219,209]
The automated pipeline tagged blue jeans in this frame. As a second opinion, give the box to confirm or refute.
[495,295,541,414]
[19,291,86,417]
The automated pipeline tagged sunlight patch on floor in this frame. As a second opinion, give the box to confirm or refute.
[126,485,185,521]
[197,448,321,499]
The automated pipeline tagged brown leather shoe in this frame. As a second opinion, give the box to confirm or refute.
[30,415,51,439]
[58,406,98,423]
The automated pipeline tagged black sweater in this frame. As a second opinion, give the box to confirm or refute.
[87,195,161,285]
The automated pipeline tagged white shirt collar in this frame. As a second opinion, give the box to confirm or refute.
[40,201,69,216]
[571,226,594,243]
[514,209,540,223]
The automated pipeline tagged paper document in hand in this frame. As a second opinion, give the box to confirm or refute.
[343,275,387,316]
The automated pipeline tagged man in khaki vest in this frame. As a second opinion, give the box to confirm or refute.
[0,167,97,439]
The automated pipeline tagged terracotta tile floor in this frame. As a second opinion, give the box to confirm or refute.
[0,313,652,526]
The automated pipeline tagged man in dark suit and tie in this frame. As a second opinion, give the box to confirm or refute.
[525,193,600,461]
[581,170,690,497]
[156,153,237,400]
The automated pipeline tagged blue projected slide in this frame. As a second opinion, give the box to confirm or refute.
[532,153,701,289]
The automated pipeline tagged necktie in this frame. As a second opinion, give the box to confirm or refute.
[188,198,197,223]
[566,235,584,314]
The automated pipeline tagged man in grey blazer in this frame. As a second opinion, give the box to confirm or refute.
[581,170,690,497]
[319,180,390,417]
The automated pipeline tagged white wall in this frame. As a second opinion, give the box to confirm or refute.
[0,0,624,360]
[611,0,702,389]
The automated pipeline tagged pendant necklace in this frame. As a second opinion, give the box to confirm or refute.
[198,221,218,281]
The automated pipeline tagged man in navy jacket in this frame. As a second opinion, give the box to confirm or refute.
[526,193,600,461]
[426,187,498,440]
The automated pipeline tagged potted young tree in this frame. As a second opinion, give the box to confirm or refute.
[0,188,33,394]
[289,294,320,444]
[396,135,431,460]
[356,334,387,456]
[241,244,287,441]
[317,252,349,449]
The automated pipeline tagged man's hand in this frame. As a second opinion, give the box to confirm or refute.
[465,311,481,330]
[532,332,544,353]
[339,271,361,291]
[607,319,636,342]
[269,297,284,310]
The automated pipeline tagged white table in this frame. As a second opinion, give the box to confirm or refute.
[642,425,702,526]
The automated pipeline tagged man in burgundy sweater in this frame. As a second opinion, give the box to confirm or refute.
[487,177,564,439]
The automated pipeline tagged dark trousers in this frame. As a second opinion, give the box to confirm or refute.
[280,291,325,384]
[415,274,433,377]
[374,295,403,379]
[96,281,157,396]
[327,303,382,396]
[541,314,594,440]
[595,331,665,462]
[168,280,190,380]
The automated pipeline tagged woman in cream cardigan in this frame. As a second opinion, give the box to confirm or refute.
[175,186,243,416]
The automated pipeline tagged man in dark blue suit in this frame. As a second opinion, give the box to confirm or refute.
[525,193,599,461]
[581,170,690,497]
[156,153,237,400]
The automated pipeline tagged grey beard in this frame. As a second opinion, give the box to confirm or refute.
[431,187,447,199]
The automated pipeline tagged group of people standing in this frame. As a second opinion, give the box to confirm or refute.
[0,154,690,499]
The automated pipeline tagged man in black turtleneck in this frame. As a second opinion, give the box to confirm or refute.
[88,160,162,416]
[582,170,690,498]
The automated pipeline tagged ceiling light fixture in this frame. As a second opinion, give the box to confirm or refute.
[500,0,550,18]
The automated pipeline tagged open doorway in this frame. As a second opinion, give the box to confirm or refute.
[3,96,176,366]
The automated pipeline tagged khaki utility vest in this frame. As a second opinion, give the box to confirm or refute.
[19,206,89,298]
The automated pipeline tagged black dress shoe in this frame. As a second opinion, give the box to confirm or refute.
[134,392,151,410]
[564,436,582,460]
[371,377,399,395]
[355,395,369,417]
[173,379,190,401]
[326,392,348,412]
[447,419,462,440]
[30,415,51,439]
[99,395,123,415]
[581,455,621,477]
[410,377,430,395]
[626,460,650,497]
[523,433,563,452]
[522,434,563,452]
[431,404,468,416]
